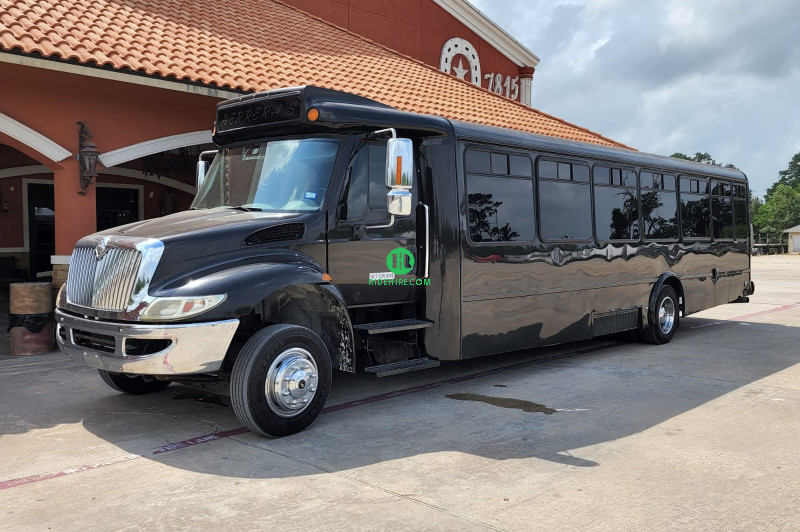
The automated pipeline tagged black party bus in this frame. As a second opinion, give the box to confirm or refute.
[55,86,754,436]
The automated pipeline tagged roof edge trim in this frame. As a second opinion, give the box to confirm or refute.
[431,0,540,67]
[0,52,242,100]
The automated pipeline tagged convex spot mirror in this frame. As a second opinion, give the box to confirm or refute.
[385,138,414,217]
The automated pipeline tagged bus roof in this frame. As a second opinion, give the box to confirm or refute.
[449,120,748,182]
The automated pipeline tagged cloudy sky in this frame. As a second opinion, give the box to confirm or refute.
[471,0,800,196]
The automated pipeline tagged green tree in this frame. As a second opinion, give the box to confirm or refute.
[765,151,800,201]
[670,152,738,169]
[750,195,763,221]
[753,183,800,242]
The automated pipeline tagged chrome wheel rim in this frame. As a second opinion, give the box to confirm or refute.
[265,348,319,418]
[658,296,676,334]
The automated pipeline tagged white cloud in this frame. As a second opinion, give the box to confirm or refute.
[470,0,800,196]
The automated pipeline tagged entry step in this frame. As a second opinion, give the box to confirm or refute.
[364,357,440,377]
[353,319,433,335]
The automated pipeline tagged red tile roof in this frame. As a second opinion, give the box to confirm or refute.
[0,0,632,148]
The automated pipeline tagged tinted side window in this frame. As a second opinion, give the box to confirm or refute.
[367,144,389,209]
[341,143,388,222]
[732,183,748,240]
[680,177,710,239]
[734,197,748,240]
[641,171,678,241]
[538,159,592,241]
[593,165,639,241]
[711,180,734,240]
[467,175,535,242]
[465,150,491,174]
[509,155,533,177]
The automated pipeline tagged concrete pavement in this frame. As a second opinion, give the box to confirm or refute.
[1,256,799,530]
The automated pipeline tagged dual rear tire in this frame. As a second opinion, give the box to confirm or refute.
[638,285,679,345]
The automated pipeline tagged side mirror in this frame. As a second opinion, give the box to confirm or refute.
[386,138,413,188]
[196,150,218,190]
[385,138,414,217]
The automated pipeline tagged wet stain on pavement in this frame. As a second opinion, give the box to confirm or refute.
[445,393,557,414]
[172,392,229,407]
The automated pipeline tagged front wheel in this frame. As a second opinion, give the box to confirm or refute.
[639,285,679,345]
[230,324,332,437]
[98,370,171,395]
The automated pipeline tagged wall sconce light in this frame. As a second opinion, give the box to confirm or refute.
[76,121,100,195]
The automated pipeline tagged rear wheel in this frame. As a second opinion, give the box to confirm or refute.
[98,370,171,395]
[639,286,679,345]
[230,324,332,437]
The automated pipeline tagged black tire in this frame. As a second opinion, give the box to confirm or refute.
[98,370,171,395]
[230,324,332,437]
[639,285,679,345]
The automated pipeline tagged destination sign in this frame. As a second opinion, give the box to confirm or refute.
[216,94,303,132]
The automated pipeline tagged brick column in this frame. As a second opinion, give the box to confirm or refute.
[518,67,535,107]
[52,156,96,288]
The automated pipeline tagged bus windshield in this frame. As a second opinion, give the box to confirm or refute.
[192,138,341,212]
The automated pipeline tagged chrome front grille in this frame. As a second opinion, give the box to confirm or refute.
[67,246,143,311]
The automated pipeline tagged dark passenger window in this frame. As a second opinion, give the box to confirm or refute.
[538,159,592,240]
[593,165,639,241]
[466,148,535,243]
[733,184,748,240]
[641,170,678,241]
[341,143,388,222]
[711,180,734,240]
[680,176,710,239]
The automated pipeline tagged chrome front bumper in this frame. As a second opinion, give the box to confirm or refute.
[55,309,239,375]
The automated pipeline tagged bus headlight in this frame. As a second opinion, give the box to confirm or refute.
[140,294,226,321]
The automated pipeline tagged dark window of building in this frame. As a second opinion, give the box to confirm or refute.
[593,165,639,241]
[641,171,678,241]
[538,159,592,240]
[680,176,710,239]
[467,174,535,242]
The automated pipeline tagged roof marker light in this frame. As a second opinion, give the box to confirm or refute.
[307,108,319,121]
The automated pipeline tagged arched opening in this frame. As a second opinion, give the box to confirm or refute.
[0,144,55,283]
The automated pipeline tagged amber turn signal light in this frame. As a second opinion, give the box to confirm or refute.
[396,156,402,185]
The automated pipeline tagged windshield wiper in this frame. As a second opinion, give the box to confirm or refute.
[229,205,263,212]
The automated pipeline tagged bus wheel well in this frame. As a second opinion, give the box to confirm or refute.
[228,285,354,373]
[662,276,685,317]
